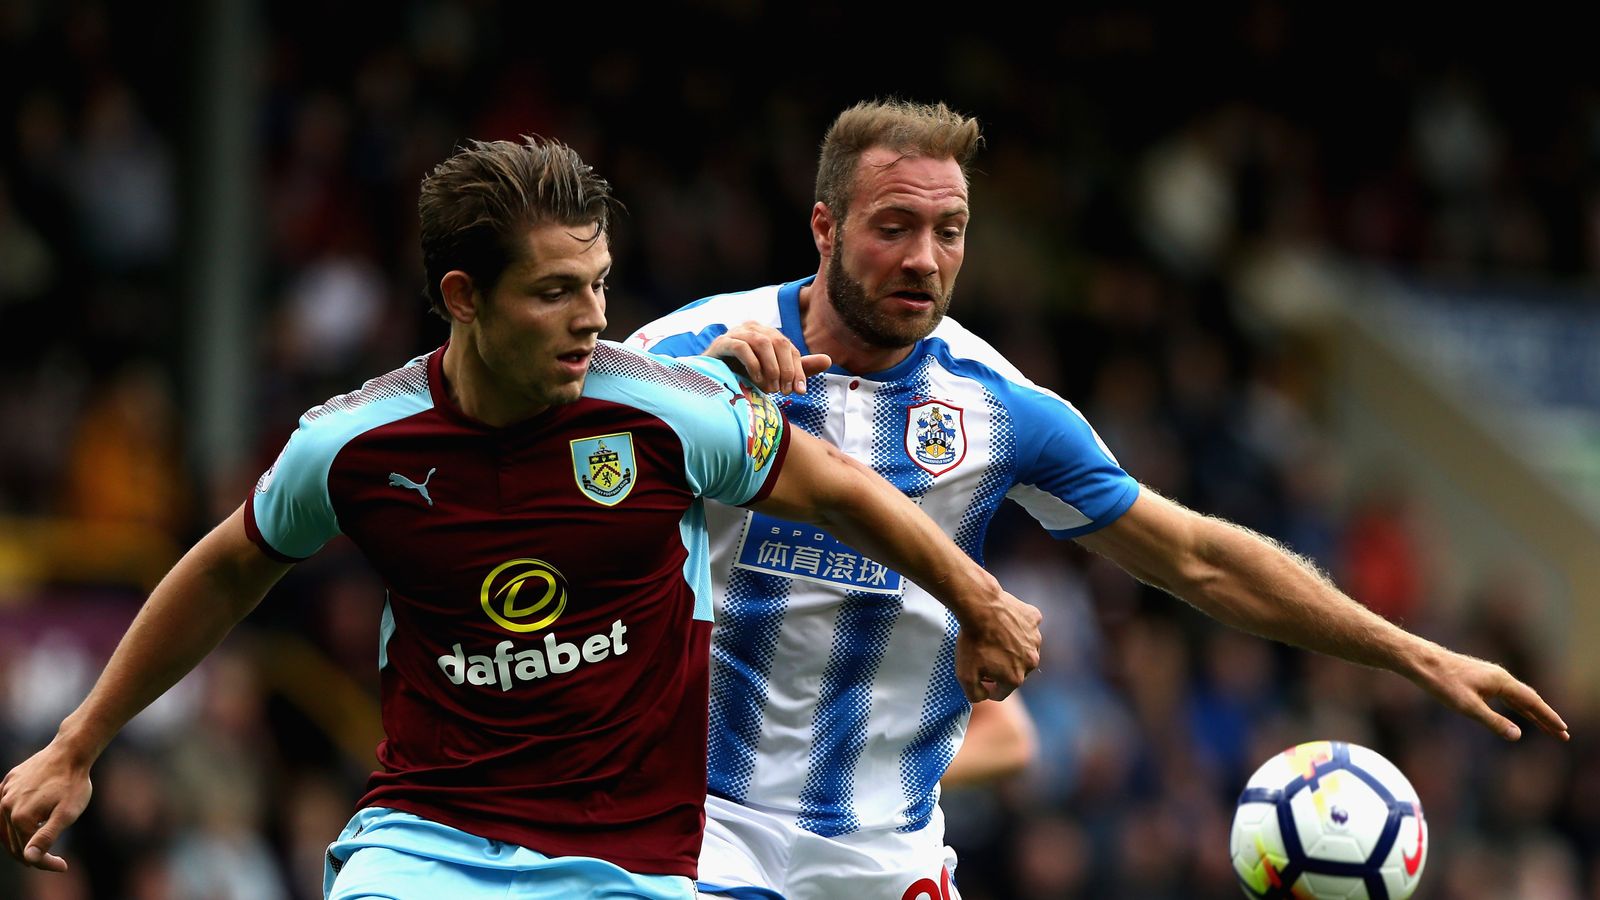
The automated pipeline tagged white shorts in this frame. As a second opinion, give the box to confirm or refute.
[695,794,961,900]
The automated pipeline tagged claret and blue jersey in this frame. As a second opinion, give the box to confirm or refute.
[633,277,1139,839]
[245,341,790,879]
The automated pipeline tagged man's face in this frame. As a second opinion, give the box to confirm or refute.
[474,221,610,412]
[825,148,968,349]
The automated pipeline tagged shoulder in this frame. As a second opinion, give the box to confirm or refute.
[629,281,793,352]
[923,318,1051,398]
[920,319,1104,437]
[652,283,787,330]
[268,353,437,478]
[582,342,782,498]
[299,353,434,426]
[584,341,740,401]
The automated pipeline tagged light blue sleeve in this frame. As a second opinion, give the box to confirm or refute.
[652,354,787,506]
[248,377,435,560]
[1000,381,1140,538]
[249,417,344,560]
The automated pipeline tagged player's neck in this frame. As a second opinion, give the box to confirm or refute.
[441,335,550,427]
[798,276,916,376]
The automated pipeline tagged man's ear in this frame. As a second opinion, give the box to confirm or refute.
[440,271,479,324]
[812,202,837,260]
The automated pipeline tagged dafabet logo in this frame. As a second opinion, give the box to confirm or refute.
[480,558,568,633]
[438,558,629,691]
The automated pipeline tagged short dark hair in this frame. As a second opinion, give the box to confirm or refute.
[418,135,619,318]
[815,100,982,219]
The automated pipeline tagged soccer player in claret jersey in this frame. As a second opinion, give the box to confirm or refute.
[0,136,1044,900]
[631,100,1570,900]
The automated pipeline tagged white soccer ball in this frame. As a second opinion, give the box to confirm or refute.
[1231,740,1427,900]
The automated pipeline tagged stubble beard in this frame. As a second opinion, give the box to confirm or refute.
[477,301,584,413]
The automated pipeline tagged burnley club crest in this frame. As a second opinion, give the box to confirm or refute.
[905,400,966,476]
[570,432,636,506]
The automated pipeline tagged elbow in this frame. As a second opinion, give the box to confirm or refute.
[1007,720,1040,775]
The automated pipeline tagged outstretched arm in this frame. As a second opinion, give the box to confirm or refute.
[1075,489,1569,742]
[1,504,292,871]
[749,429,1041,703]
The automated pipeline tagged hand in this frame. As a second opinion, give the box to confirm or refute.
[954,590,1042,702]
[1,741,93,872]
[1412,646,1569,741]
[705,321,831,394]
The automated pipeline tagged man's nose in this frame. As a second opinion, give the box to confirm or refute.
[902,230,938,279]
[573,286,607,333]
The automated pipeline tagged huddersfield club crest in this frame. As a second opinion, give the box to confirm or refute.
[570,432,636,506]
[905,400,966,476]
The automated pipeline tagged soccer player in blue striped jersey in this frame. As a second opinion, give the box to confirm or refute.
[630,100,1571,900]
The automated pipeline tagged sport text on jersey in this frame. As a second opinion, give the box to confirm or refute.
[733,511,904,595]
[439,558,631,691]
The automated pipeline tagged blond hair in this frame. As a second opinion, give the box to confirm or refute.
[815,100,982,217]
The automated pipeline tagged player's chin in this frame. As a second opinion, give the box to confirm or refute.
[882,312,942,343]
[548,379,586,405]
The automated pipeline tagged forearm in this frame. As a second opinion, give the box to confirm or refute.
[752,430,1039,699]
[1082,490,1569,741]
[755,438,999,623]
[1155,517,1433,676]
[55,510,284,763]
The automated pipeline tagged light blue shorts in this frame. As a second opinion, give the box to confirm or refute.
[323,807,698,900]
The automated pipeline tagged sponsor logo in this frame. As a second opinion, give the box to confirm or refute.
[900,867,954,900]
[570,433,636,506]
[437,559,629,690]
[738,384,782,471]
[437,621,630,692]
[733,511,904,595]
[480,559,569,633]
[905,400,966,476]
[388,467,437,506]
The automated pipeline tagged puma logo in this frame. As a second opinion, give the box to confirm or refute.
[389,467,437,506]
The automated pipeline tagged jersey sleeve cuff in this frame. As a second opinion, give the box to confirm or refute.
[243,497,309,563]
[1046,479,1141,539]
[746,418,793,505]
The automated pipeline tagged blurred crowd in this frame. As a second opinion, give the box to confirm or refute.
[2,2,1598,898]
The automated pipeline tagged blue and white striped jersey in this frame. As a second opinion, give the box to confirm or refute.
[630,277,1139,838]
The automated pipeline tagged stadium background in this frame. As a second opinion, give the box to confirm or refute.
[1,2,1597,897]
